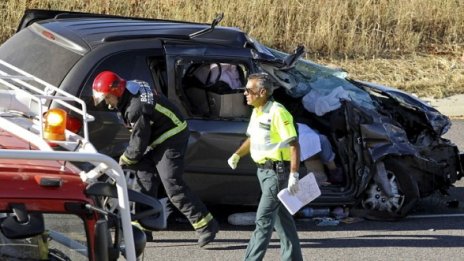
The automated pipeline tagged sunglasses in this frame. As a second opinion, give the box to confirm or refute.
[244,87,260,95]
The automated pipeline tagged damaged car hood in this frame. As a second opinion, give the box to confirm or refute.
[351,80,451,136]
[251,42,451,137]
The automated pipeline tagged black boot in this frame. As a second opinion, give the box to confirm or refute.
[196,219,219,247]
[145,231,154,242]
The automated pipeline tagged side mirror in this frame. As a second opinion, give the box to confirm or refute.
[0,204,44,239]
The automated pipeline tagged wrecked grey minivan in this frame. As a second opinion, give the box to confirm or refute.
[0,9,462,220]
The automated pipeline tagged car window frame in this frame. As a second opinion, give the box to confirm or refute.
[79,50,162,111]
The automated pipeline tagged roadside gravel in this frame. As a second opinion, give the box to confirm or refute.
[422,94,464,119]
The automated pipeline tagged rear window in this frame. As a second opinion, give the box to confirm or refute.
[0,27,82,88]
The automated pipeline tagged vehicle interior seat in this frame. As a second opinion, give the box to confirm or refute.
[183,62,251,118]
[184,85,211,116]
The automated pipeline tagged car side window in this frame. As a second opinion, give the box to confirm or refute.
[81,52,157,109]
[181,61,251,119]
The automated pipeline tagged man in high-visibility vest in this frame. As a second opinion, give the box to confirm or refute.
[92,71,218,247]
[227,72,303,260]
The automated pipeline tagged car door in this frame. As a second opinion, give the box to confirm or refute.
[164,44,261,205]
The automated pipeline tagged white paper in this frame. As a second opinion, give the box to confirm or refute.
[278,172,322,215]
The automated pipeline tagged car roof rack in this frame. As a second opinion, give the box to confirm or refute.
[189,12,224,39]
[103,34,190,42]
[0,59,138,260]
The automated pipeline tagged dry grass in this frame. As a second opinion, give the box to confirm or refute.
[317,53,464,99]
[1,0,464,98]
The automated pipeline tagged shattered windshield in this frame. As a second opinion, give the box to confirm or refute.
[262,48,375,113]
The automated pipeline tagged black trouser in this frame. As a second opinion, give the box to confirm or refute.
[128,129,211,229]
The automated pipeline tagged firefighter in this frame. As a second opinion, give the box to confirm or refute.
[92,71,218,247]
[227,72,303,260]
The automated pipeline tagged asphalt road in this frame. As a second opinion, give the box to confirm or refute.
[139,120,464,261]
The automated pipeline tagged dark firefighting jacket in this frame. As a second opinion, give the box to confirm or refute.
[118,80,187,164]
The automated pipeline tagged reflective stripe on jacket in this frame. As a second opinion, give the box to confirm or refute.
[149,103,187,147]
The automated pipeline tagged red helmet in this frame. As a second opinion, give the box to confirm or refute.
[92,71,126,105]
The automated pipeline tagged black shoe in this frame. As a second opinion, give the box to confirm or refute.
[132,221,154,242]
[145,231,154,242]
[196,219,219,247]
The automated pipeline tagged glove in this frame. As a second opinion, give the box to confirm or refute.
[119,155,126,166]
[119,154,135,167]
[227,153,240,169]
[288,172,300,195]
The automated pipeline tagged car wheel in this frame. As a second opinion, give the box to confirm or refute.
[361,158,420,220]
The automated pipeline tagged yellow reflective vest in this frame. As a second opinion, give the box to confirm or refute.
[246,100,297,164]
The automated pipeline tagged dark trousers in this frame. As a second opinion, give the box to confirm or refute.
[244,167,303,261]
[130,129,210,229]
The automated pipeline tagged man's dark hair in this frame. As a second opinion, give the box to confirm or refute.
[248,72,274,95]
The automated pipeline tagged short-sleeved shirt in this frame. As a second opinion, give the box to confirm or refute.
[246,100,297,163]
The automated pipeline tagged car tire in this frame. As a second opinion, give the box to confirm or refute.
[361,157,420,221]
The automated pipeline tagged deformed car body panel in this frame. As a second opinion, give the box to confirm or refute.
[354,79,451,136]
